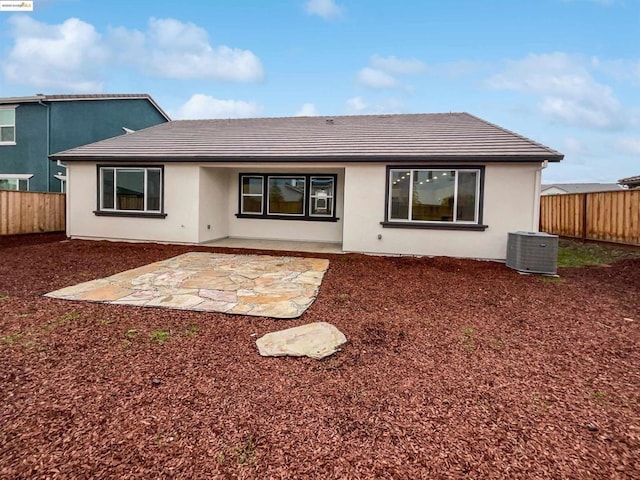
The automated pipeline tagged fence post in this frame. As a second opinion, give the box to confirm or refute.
[582,193,588,241]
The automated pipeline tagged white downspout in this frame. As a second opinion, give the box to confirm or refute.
[533,160,548,231]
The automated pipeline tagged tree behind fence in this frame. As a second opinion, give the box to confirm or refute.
[540,190,640,246]
[0,191,66,235]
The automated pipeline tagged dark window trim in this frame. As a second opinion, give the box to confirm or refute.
[380,221,488,231]
[236,173,339,222]
[384,165,486,229]
[95,164,166,217]
[93,210,168,219]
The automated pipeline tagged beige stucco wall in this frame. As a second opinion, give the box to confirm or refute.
[341,162,543,260]
[67,160,543,259]
[67,162,201,243]
[67,162,344,244]
[198,167,230,243]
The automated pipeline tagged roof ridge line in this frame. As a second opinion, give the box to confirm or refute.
[169,112,467,122]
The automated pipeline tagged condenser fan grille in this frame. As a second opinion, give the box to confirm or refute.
[506,232,558,275]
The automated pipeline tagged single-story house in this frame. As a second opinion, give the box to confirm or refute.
[51,113,563,260]
[618,175,640,190]
[541,183,623,195]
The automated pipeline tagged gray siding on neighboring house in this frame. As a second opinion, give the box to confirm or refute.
[0,95,169,192]
[1,103,49,192]
[49,99,168,155]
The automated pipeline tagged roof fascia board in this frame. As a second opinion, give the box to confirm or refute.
[51,154,563,163]
[0,95,46,104]
[0,95,170,121]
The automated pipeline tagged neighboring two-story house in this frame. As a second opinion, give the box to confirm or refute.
[0,94,170,192]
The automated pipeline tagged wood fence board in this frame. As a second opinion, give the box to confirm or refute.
[541,190,640,246]
[0,191,66,235]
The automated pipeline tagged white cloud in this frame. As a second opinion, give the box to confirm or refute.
[487,52,627,129]
[295,103,319,116]
[1,16,264,91]
[109,18,264,82]
[345,96,404,114]
[357,67,399,89]
[357,54,427,90]
[346,96,368,113]
[370,54,426,75]
[174,94,262,119]
[305,0,343,19]
[592,58,640,86]
[3,16,107,92]
[616,137,640,155]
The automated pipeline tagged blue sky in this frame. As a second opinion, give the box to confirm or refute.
[1,0,638,182]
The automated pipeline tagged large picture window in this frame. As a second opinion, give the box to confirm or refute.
[96,166,164,216]
[237,174,337,221]
[268,176,305,215]
[0,107,16,144]
[386,167,484,227]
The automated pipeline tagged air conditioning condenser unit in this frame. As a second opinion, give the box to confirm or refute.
[506,231,558,275]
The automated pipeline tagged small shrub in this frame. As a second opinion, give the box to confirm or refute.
[462,326,475,352]
[125,329,138,338]
[1,332,23,344]
[234,435,256,465]
[184,325,199,337]
[150,329,171,344]
[591,390,606,403]
[57,312,80,324]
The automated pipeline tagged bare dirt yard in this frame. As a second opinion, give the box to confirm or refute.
[1,234,638,479]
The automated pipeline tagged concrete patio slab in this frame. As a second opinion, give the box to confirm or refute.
[45,252,330,319]
[204,238,343,254]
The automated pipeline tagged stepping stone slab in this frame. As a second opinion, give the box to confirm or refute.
[256,322,347,360]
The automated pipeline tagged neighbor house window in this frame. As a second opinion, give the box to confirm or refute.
[97,166,164,215]
[238,174,337,221]
[0,175,31,191]
[387,168,482,225]
[0,107,16,144]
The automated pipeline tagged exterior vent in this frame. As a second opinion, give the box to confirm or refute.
[506,231,558,275]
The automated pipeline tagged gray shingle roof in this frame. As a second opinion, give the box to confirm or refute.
[0,93,170,121]
[51,112,563,162]
[541,183,624,194]
[618,175,640,188]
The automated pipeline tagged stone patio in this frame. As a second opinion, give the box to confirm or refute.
[45,252,330,319]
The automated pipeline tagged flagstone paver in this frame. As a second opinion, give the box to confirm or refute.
[45,252,330,319]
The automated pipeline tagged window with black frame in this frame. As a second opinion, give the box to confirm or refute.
[238,174,337,221]
[97,166,163,216]
[388,168,481,224]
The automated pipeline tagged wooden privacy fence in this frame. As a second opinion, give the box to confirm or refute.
[0,191,66,235]
[540,190,640,246]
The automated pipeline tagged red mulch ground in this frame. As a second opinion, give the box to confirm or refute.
[1,236,638,479]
